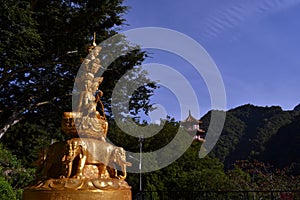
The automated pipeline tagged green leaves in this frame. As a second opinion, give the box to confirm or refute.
[0,144,35,198]
[0,177,16,200]
[0,0,155,139]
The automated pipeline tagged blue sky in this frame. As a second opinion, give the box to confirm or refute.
[121,0,300,121]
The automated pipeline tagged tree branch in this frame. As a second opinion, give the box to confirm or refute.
[0,61,77,87]
[0,93,72,139]
[0,117,22,139]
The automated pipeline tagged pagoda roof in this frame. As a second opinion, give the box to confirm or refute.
[182,110,200,123]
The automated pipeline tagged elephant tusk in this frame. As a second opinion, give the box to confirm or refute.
[125,161,132,166]
[119,157,132,166]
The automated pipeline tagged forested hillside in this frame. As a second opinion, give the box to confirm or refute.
[203,104,300,174]
[261,114,300,172]
[1,104,300,198]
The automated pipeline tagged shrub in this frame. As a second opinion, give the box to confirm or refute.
[0,177,16,200]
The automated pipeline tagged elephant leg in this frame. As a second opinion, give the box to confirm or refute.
[41,155,55,179]
[62,161,73,178]
[97,163,109,179]
[41,162,51,179]
[107,165,118,179]
[60,155,72,178]
[74,154,86,178]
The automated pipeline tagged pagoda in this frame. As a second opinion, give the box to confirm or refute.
[181,110,205,142]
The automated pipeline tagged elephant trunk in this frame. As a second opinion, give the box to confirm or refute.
[118,156,131,180]
[119,164,127,180]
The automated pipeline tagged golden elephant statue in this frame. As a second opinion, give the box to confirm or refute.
[63,138,132,180]
[39,141,69,179]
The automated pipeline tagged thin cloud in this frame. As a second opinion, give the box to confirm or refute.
[199,0,300,41]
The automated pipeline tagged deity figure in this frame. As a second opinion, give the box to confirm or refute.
[23,37,132,200]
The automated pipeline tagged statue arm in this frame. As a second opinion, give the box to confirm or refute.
[77,93,84,112]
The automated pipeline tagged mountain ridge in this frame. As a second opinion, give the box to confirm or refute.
[200,103,300,173]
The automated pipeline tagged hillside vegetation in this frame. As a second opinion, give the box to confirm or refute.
[203,104,300,174]
[1,104,299,199]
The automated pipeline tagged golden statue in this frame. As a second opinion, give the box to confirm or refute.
[23,38,132,200]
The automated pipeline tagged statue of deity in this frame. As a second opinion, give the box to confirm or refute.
[23,36,132,200]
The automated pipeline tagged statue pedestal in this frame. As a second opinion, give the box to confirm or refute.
[23,178,132,200]
[23,188,131,200]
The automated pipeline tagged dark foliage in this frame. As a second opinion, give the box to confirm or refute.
[202,104,300,173]
[0,0,155,139]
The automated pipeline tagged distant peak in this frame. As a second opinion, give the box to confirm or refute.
[293,103,300,111]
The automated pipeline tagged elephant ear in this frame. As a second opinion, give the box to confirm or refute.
[116,148,132,166]
[112,148,120,163]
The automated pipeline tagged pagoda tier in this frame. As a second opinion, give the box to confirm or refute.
[181,110,206,141]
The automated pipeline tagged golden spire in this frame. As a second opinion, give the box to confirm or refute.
[93,32,97,47]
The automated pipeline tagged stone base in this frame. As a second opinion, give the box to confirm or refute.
[23,188,131,200]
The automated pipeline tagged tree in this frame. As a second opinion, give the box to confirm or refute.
[0,0,155,139]
[0,144,35,198]
[0,177,16,200]
[2,122,61,168]
[234,160,300,191]
[0,0,43,137]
